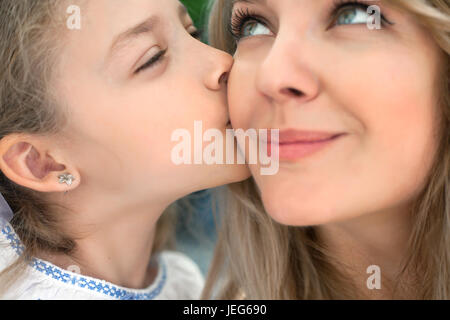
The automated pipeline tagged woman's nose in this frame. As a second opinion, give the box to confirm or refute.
[255,36,320,105]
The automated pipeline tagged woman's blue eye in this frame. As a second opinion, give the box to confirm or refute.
[241,21,271,38]
[335,6,370,25]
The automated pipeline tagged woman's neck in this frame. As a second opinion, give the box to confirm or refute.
[316,204,417,299]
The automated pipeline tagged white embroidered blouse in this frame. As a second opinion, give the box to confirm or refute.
[0,222,205,300]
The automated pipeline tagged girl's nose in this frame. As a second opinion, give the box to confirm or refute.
[201,43,234,91]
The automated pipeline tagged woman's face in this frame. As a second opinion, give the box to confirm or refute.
[54,0,248,203]
[228,0,444,226]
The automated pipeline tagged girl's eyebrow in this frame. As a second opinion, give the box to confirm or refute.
[108,16,160,61]
[233,0,266,6]
[107,3,189,62]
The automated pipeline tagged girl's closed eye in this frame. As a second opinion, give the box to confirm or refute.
[189,28,203,40]
[134,28,201,75]
[135,47,167,74]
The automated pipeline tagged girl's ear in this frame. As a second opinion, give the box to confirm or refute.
[0,134,80,193]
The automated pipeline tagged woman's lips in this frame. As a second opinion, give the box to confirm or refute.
[267,129,346,160]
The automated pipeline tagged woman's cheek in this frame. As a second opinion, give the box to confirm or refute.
[228,65,253,129]
[351,52,439,202]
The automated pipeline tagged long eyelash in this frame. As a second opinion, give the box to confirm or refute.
[135,49,167,74]
[329,0,394,26]
[228,7,263,40]
[329,0,371,16]
[331,0,366,11]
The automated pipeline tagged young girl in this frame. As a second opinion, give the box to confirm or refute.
[0,0,248,299]
[204,0,450,299]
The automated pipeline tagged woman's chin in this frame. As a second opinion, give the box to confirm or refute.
[259,189,338,227]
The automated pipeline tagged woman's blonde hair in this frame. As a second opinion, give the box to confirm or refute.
[204,0,450,299]
[0,0,175,295]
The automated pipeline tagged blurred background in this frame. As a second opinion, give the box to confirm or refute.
[181,0,210,34]
[175,189,220,276]
[175,0,222,276]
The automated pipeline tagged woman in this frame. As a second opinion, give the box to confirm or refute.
[205,0,450,299]
[0,0,248,299]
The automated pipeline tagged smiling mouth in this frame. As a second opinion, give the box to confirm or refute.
[278,133,344,145]
[271,132,347,161]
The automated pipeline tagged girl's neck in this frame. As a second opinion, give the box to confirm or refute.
[39,194,170,290]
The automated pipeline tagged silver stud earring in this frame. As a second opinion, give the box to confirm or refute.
[58,173,75,186]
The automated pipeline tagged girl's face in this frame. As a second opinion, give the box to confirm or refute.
[55,0,248,203]
[228,0,444,226]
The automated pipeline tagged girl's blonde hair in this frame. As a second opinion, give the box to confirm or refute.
[0,0,175,295]
[204,0,450,299]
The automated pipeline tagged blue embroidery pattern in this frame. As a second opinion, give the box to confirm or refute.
[1,225,166,300]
